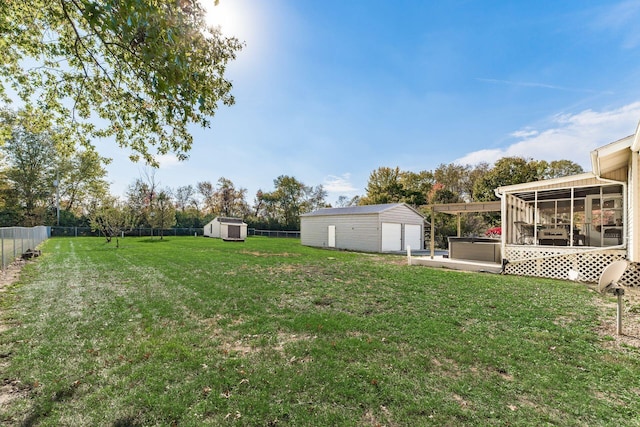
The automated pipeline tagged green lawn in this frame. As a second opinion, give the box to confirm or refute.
[1,236,639,426]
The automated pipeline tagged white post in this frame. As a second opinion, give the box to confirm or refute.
[407,245,412,265]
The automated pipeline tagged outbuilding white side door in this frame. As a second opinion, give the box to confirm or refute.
[328,225,336,248]
[404,224,422,251]
[381,223,402,252]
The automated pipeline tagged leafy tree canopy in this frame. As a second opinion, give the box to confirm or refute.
[473,157,539,202]
[0,0,243,164]
[361,166,404,205]
[260,175,326,229]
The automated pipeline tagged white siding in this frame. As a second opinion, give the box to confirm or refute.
[379,205,424,225]
[203,220,220,238]
[204,218,247,240]
[301,204,425,253]
[301,213,380,252]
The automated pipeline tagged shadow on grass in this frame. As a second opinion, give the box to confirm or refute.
[138,238,171,243]
[112,417,143,427]
[21,384,78,427]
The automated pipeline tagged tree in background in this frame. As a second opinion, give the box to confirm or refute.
[534,160,584,180]
[197,181,216,216]
[125,178,156,231]
[434,162,491,202]
[214,177,249,218]
[335,195,361,207]
[56,147,110,218]
[148,191,176,239]
[361,167,404,205]
[433,164,468,198]
[258,176,327,230]
[2,125,57,225]
[0,108,111,226]
[399,170,434,206]
[1,110,58,226]
[472,157,584,202]
[473,157,539,202]
[1,0,242,165]
[463,162,491,202]
[172,185,202,228]
[173,185,196,212]
[89,196,139,247]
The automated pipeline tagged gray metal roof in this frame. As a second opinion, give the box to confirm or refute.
[215,217,246,224]
[301,203,423,217]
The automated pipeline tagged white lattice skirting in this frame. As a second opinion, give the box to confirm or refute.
[503,246,639,286]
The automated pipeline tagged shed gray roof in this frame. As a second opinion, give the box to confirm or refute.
[215,217,246,224]
[301,203,423,217]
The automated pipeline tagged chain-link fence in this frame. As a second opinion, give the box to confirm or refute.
[50,227,204,237]
[248,229,300,238]
[0,226,300,269]
[1,226,50,270]
[49,227,301,239]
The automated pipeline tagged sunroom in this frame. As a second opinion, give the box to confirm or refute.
[496,169,629,282]
[498,176,625,249]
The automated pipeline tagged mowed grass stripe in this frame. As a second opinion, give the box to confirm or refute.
[1,236,639,426]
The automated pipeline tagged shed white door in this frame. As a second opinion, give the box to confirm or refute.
[328,225,336,248]
[404,224,422,251]
[381,223,402,251]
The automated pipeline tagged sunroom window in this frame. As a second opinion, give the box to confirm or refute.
[508,184,624,247]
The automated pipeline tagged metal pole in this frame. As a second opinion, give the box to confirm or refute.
[54,171,60,226]
[430,207,435,259]
[615,288,624,335]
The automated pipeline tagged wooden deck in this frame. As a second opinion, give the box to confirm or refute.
[409,255,503,274]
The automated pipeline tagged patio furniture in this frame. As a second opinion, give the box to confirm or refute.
[514,221,534,244]
[538,227,568,246]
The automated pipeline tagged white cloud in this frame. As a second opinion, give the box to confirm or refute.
[591,0,640,49]
[510,129,539,138]
[323,173,358,193]
[456,102,640,168]
[476,78,613,95]
[157,154,182,168]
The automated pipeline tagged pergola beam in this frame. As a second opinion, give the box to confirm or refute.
[428,201,501,214]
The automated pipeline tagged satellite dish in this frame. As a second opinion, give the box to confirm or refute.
[597,260,629,336]
[597,260,628,294]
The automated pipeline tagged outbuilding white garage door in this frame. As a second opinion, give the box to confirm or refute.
[381,223,402,252]
[404,224,422,251]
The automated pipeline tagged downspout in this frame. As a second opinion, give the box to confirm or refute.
[630,125,640,261]
[632,150,639,261]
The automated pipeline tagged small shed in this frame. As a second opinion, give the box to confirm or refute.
[301,203,425,252]
[203,217,247,241]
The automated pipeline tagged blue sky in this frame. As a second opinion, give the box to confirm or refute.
[104,0,640,205]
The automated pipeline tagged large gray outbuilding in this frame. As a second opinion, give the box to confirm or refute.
[300,203,425,252]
